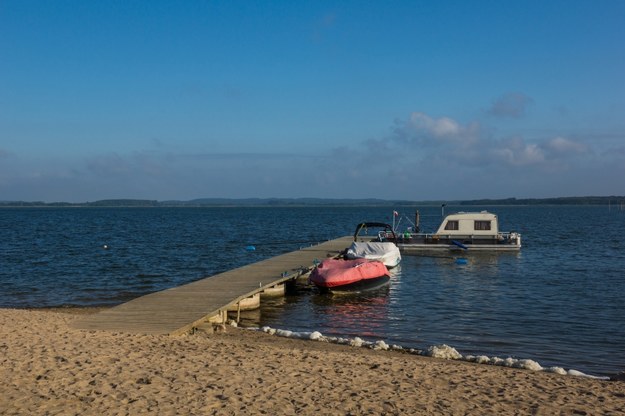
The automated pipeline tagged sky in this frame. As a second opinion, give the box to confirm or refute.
[1,1,624,202]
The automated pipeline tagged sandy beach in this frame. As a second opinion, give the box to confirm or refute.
[1,308,623,415]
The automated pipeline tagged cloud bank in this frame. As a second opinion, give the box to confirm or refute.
[1,107,622,202]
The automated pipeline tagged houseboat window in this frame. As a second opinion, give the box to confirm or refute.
[445,220,459,230]
[474,221,491,230]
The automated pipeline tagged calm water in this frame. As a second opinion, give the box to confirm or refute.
[1,206,624,377]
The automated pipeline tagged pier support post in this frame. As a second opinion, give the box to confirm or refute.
[261,283,285,297]
[227,293,261,312]
[208,309,227,324]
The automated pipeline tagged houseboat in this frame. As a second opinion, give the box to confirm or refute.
[386,211,521,253]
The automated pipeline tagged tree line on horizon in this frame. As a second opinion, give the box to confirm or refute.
[1,196,624,207]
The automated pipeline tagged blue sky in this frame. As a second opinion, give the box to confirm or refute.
[1,1,624,202]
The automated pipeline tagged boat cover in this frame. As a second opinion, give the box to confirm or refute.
[309,258,389,288]
[345,241,401,268]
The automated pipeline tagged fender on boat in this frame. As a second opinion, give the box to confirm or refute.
[451,240,468,250]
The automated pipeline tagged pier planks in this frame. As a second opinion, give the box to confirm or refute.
[72,236,352,335]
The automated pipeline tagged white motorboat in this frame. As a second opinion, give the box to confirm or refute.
[345,222,401,268]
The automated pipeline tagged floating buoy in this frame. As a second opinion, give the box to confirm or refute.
[103,244,109,250]
[245,245,256,251]
[456,258,468,265]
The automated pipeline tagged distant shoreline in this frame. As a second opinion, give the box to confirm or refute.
[1,196,625,208]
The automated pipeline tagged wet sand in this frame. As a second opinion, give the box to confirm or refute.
[1,308,623,415]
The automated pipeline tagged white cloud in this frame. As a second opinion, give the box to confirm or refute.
[409,112,461,138]
[543,136,589,156]
[377,112,604,174]
[390,112,481,149]
[492,138,545,166]
[488,92,534,118]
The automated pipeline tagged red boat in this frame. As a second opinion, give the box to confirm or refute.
[309,258,390,293]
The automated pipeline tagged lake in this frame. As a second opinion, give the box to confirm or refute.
[1,205,623,377]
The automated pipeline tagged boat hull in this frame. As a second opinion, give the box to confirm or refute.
[391,233,521,253]
[398,242,520,253]
[315,274,391,293]
[310,258,390,293]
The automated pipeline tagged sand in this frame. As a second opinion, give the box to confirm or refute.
[1,308,623,415]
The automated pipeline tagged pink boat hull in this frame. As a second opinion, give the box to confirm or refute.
[310,258,390,292]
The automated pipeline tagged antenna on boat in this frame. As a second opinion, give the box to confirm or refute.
[415,210,420,233]
[392,210,399,231]
[441,203,446,218]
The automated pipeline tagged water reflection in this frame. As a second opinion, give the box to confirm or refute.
[310,288,391,338]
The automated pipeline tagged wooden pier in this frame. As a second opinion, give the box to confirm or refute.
[72,236,353,335]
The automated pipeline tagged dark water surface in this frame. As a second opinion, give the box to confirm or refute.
[1,206,624,376]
